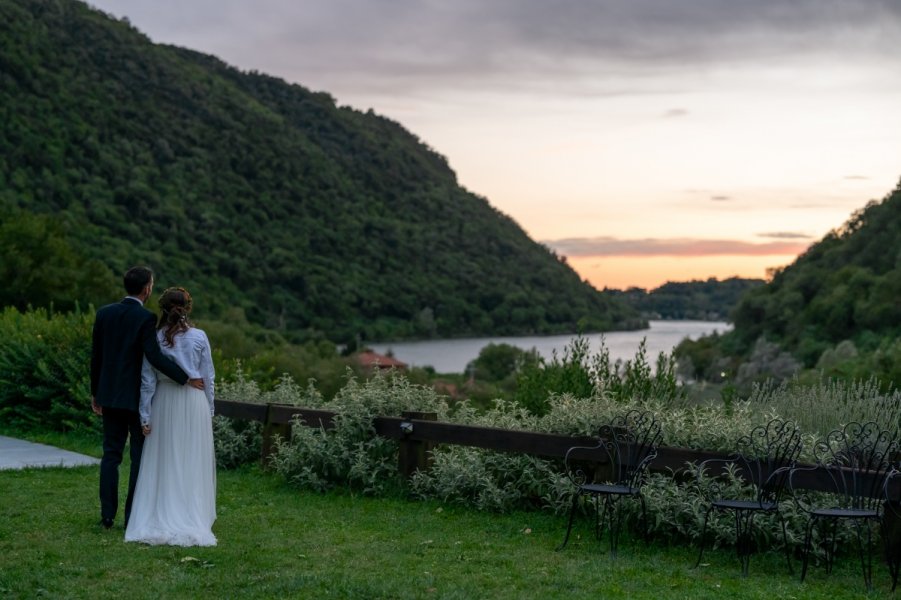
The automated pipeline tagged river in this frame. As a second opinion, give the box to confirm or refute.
[369,320,730,374]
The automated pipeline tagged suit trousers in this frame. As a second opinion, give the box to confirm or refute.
[100,407,145,524]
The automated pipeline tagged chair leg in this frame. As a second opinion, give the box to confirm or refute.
[639,494,650,541]
[800,517,816,583]
[825,518,838,575]
[608,497,621,557]
[853,518,873,592]
[889,517,901,593]
[888,551,901,594]
[695,506,713,569]
[736,510,755,577]
[778,511,793,575]
[880,516,900,592]
[556,493,580,551]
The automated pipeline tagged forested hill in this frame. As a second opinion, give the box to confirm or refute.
[729,181,901,365]
[0,0,643,342]
[605,277,764,321]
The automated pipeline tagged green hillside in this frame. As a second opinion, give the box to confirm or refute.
[606,277,764,321]
[677,180,901,386]
[0,0,644,342]
[731,182,901,363]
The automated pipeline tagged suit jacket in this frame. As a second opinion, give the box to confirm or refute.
[91,298,189,410]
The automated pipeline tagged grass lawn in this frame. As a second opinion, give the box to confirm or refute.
[0,430,892,599]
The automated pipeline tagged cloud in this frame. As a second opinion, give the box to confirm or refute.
[662,108,689,118]
[710,195,731,201]
[87,0,901,98]
[757,232,812,240]
[543,236,809,257]
[844,175,870,180]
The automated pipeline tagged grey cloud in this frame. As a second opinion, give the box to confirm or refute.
[542,236,809,257]
[844,175,870,180]
[757,232,812,240]
[711,195,731,201]
[87,0,901,97]
[663,108,689,118]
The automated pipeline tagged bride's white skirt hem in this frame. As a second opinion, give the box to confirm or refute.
[125,529,217,547]
[125,381,217,547]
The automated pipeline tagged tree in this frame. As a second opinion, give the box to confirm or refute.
[0,209,116,311]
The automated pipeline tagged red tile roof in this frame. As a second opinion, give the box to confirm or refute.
[356,351,407,370]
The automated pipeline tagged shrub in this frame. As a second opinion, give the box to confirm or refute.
[748,377,901,440]
[0,307,96,432]
[466,343,539,382]
[513,337,686,416]
[267,371,450,494]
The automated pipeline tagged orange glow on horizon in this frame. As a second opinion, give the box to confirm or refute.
[567,254,801,291]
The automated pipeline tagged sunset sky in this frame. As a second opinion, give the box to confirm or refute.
[89,0,901,290]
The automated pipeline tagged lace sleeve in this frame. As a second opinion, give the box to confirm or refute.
[197,330,215,416]
[139,356,157,426]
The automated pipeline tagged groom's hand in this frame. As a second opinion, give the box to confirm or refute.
[91,396,103,416]
[187,378,205,390]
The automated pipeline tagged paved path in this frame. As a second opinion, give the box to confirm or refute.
[0,435,100,470]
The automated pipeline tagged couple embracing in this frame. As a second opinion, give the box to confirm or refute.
[90,266,217,546]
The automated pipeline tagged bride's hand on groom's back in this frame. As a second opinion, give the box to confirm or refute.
[91,397,103,416]
[187,378,204,390]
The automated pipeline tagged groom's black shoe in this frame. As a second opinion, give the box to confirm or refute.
[100,518,114,529]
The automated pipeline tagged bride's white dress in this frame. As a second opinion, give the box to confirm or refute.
[125,328,217,546]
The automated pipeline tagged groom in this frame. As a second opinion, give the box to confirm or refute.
[90,266,203,529]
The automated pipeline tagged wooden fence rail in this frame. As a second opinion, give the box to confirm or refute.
[214,399,900,496]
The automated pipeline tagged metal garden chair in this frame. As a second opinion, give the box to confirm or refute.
[788,421,898,591]
[883,468,901,592]
[557,409,662,556]
[694,418,802,576]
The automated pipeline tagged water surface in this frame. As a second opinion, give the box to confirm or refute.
[370,320,729,374]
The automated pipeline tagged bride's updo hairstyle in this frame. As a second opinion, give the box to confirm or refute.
[157,287,193,347]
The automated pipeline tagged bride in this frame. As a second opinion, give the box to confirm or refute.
[125,287,217,546]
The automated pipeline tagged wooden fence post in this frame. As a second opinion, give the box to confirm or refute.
[398,411,437,478]
[261,403,292,468]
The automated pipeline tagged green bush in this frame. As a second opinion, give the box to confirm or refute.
[0,307,96,432]
[466,343,539,382]
[748,377,901,440]
[514,337,686,415]
[267,371,450,494]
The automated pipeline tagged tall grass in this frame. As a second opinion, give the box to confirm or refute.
[749,377,901,439]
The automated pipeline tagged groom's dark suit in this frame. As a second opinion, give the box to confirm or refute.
[91,297,189,525]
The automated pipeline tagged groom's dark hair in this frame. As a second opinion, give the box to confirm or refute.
[124,266,154,296]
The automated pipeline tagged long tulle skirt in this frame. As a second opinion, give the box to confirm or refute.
[125,381,217,546]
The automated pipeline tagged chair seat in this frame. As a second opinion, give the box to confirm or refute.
[711,499,776,511]
[810,507,879,519]
[580,483,638,496]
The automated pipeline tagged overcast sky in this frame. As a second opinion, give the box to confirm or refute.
[89,0,901,289]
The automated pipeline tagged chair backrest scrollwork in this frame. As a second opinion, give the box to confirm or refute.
[564,409,662,490]
[734,418,803,504]
[813,421,898,511]
[600,409,663,489]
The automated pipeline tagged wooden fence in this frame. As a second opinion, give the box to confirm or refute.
[213,399,900,496]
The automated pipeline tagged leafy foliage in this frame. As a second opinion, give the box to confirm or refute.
[681,180,901,388]
[0,208,117,311]
[268,371,450,494]
[465,343,539,382]
[514,337,686,415]
[607,277,764,321]
[0,0,643,342]
[0,307,96,432]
